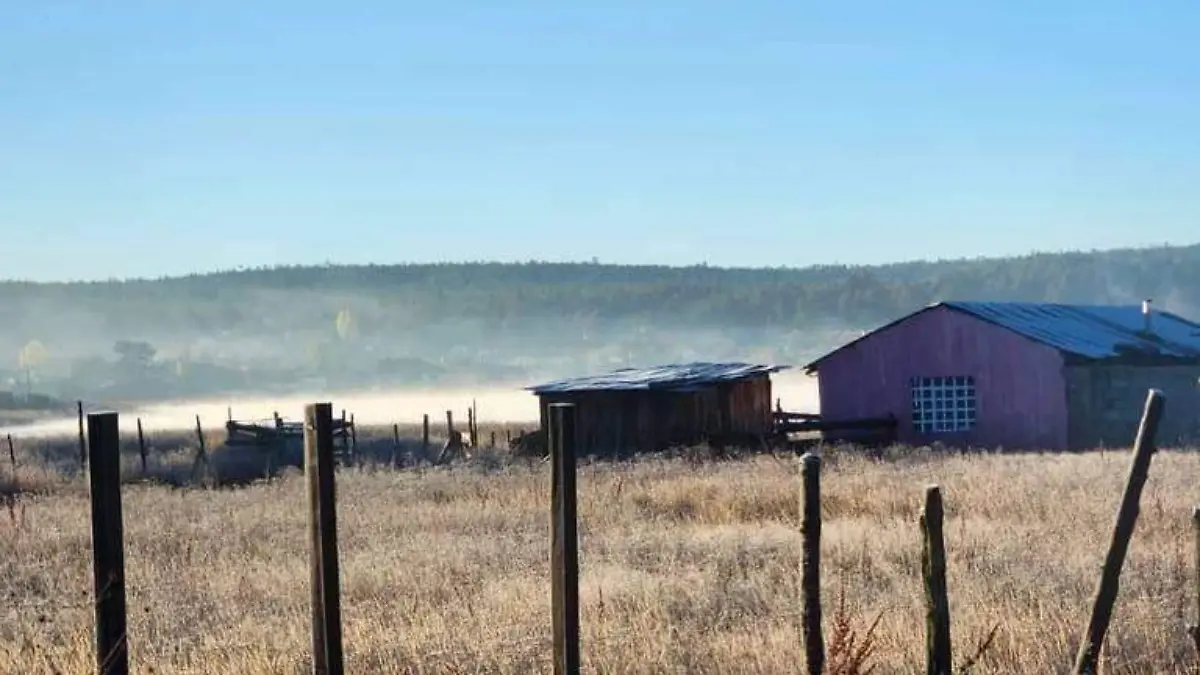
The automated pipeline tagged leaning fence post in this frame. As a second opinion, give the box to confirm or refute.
[305,402,345,675]
[549,402,581,675]
[136,418,147,475]
[1073,388,1165,675]
[87,411,129,675]
[800,452,824,675]
[6,434,14,476]
[191,414,208,482]
[921,484,952,675]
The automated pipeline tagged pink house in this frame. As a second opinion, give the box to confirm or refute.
[803,301,1200,451]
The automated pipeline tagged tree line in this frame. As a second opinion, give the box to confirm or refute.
[1,244,1197,336]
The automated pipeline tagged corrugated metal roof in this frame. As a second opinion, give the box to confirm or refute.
[943,300,1200,359]
[803,300,1200,373]
[527,362,789,394]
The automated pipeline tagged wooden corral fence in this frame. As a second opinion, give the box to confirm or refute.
[27,398,528,488]
[14,388,1200,674]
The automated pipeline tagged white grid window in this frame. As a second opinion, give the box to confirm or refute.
[911,376,977,434]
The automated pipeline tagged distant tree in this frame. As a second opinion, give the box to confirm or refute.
[335,308,355,340]
[17,339,49,399]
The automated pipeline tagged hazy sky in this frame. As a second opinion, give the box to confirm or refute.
[2,1,1198,281]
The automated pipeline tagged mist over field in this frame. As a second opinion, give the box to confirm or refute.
[0,371,823,438]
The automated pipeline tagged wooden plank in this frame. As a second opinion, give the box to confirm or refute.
[305,402,345,675]
[548,402,581,675]
[87,411,129,675]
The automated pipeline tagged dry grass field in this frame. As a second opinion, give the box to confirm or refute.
[1,437,1199,674]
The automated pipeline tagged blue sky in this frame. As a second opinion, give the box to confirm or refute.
[1,1,1198,281]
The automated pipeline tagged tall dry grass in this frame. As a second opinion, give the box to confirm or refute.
[1,446,1198,674]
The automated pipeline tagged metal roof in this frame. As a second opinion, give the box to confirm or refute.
[943,300,1200,359]
[805,300,1200,372]
[527,362,789,394]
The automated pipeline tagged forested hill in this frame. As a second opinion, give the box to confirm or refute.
[3,243,1198,331]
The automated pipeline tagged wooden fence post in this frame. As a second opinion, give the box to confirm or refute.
[87,411,129,675]
[305,402,345,675]
[1188,506,1200,657]
[136,418,147,475]
[191,415,208,482]
[392,423,401,467]
[800,453,824,675]
[78,400,87,469]
[339,409,350,467]
[6,434,14,476]
[1073,388,1165,675]
[467,406,475,447]
[422,414,430,457]
[446,410,454,437]
[349,413,357,464]
[921,485,952,675]
[548,402,581,675]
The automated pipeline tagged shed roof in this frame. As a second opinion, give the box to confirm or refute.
[805,300,1200,373]
[528,362,789,394]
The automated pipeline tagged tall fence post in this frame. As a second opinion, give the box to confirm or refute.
[6,434,14,476]
[921,485,952,675]
[87,411,129,675]
[1188,506,1200,657]
[392,423,401,468]
[1073,388,1165,675]
[339,409,350,467]
[305,402,345,675]
[422,414,430,458]
[800,453,824,675]
[467,405,475,447]
[78,400,87,469]
[548,402,581,675]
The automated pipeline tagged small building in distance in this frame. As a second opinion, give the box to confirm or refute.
[526,362,788,456]
[803,300,1200,451]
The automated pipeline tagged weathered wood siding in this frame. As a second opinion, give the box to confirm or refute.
[1066,363,1200,449]
[815,305,1069,450]
[535,375,774,455]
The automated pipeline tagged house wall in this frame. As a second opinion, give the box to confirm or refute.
[816,306,1069,450]
[1065,364,1200,449]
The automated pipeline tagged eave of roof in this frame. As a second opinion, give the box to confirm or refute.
[528,361,789,394]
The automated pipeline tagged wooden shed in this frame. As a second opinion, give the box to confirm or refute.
[526,362,788,456]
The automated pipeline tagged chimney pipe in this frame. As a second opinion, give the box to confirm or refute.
[1142,298,1153,332]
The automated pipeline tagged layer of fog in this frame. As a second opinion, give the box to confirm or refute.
[0,371,820,438]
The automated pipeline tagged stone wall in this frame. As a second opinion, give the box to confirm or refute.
[1065,363,1200,449]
